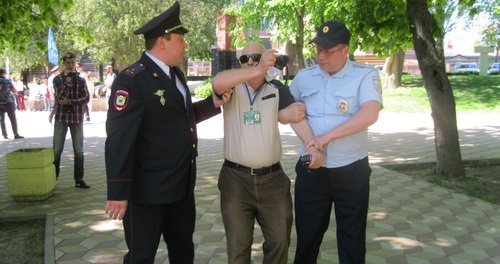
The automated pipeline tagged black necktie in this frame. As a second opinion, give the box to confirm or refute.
[169,67,185,108]
[170,66,176,81]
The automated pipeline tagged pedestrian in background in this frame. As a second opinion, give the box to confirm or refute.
[76,62,91,121]
[102,65,116,107]
[42,77,51,111]
[0,68,24,140]
[48,65,60,111]
[52,52,90,188]
[14,75,26,111]
[85,73,94,121]
[10,76,19,110]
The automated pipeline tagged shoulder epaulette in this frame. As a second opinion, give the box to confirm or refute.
[124,62,146,77]
[299,66,317,72]
[353,63,376,69]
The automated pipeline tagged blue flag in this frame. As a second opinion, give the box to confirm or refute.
[48,28,59,66]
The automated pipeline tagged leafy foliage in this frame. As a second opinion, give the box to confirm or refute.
[0,0,73,54]
[480,1,500,53]
[2,0,224,73]
[194,77,214,99]
[63,0,223,70]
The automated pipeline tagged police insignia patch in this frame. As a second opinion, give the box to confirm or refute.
[373,76,382,94]
[114,90,129,111]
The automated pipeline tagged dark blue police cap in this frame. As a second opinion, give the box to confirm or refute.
[133,1,189,40]
[309,21,351,49]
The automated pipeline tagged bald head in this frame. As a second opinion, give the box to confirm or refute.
[242,42,265,55]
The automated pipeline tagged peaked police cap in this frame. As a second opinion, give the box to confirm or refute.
[133,1,189,40]
[309,21,351,49]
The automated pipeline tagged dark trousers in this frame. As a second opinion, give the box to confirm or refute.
[294,157,371,264]
[0,102,20,137]
[83,104,90,119]
[123,195,196,264]
[218,165,292,264]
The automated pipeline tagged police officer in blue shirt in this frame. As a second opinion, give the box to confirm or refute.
[290,21,383,263]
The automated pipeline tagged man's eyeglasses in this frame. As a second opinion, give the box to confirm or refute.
[316,46,345,56]
[239,54,261,64]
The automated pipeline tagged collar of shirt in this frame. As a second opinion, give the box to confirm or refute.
[313,59,355,78]
[144,51,172,78]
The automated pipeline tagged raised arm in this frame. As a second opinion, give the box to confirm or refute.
[212,49,277,95]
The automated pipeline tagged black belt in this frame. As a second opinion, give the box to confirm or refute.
[224,159,281,176]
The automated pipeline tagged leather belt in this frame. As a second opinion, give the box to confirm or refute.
[224,159,281,176]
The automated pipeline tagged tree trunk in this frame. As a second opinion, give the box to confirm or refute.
[285,41,298,77]
[383,48,405,90]
[407,0,465,178]
[294,5,306,72]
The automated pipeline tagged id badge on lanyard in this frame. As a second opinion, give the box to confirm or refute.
[243,83,264,125]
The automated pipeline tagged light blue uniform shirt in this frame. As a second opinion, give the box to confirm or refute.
[290,59,383,168]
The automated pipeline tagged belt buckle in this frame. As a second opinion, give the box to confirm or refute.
[250,168,257,176]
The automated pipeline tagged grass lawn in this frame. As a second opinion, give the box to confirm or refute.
[381,74,500,205]
[0,218,45,264]
[382,74,500,113]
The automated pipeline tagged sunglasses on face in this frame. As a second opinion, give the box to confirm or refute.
[239,54,262,64]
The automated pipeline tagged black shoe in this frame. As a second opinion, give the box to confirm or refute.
[75,180,91,189]
[3,136,7,139]
[14,135,24,139]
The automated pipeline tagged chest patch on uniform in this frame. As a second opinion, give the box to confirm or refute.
[337,99,348,114]
[114,90,129,111]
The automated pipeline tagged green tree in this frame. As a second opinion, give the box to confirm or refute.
[407,0,465,177]
[226,0,488,177]
[3,0,222,76]
[224,0,329,74]
[0,0,73,53]
[224,0,412,87]
[63,0,222,71]
[335,0,412,90]
[0,0,74,74]
[481,2,500,62]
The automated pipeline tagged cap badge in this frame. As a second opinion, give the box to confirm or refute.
[114,90,129,111]
[323,26,329,33]
[153,72,159,78]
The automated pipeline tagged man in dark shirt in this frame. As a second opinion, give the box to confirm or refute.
[0,68,23,140]
[52,52,90,188]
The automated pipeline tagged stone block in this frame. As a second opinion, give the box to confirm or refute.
[6,148,57,202]
[8,165,57,201]
[6,148,54,169]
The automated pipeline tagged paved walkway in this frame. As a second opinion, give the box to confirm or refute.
[1,109,499,263]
